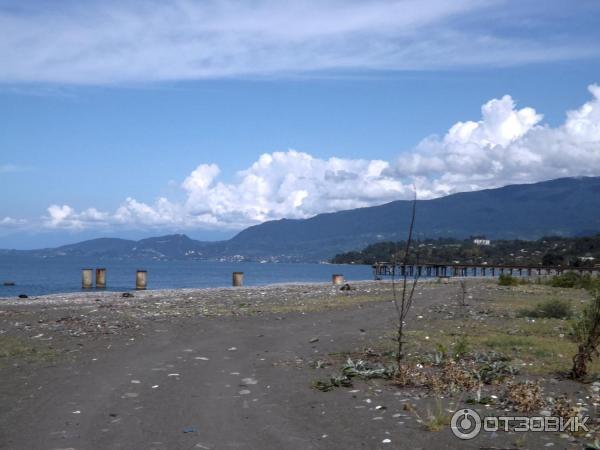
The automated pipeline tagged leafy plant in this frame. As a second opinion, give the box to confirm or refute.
[341,357,395,379]
[453,337,469,360]
[312,376,352,392]
[474,352,519,384]
[551,272,594,289]
[424,399,452,431]
[499,273,519,286]
[517,298,572,319]
[313,357,395,391]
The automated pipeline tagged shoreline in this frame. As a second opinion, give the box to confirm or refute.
[0,278,406,306]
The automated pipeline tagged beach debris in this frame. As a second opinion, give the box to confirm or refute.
[239,389,251,395]
[18,294,28,299]
[241,377,258,385]
[182,427,197,433]
[340,283,354,291]
[309,337,319,343]
[505,381,544,413]
[122,292,134,298]
[310,360,328,369]
[228,347,237,351]
[363,348,380,357]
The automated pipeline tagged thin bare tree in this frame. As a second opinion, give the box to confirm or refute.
[391,192,419,364]
[458,279,468,307]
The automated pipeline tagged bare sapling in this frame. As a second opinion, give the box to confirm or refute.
[458,279,468,307]
[391,193,419,364]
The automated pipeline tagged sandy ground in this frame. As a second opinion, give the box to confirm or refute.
[0,280,596,449]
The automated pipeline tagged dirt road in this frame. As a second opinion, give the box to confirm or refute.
[0,281,582,449]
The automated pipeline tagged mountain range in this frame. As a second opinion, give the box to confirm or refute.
[3,176,600,262]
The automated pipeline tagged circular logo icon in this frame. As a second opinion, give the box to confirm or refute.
[451,408,481,440]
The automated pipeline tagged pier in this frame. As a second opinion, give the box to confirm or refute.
[372,262,600,279]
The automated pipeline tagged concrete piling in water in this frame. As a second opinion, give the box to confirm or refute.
[332,274,344,285]
[136,270,147,290]
[96,268,106,288]
[232,272,244,287]
[82,268,93,289]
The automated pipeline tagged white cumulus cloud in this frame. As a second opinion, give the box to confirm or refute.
[46,205,109,230]
[41,84,600,231]
[394,84,600,197]
[0,216,27,227]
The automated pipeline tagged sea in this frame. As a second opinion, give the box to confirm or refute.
[0,255,374,297]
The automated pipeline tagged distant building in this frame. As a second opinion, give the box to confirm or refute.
[579,256,596,261]
[473,238,491,246]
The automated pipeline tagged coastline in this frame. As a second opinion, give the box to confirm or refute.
[0,278,394,306]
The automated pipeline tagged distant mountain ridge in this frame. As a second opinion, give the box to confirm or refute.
[3,176,600,262]
[4,234,211,260]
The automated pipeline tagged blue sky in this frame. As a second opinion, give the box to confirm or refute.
[1,0,600,248]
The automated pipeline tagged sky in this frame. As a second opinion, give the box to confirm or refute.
[1,0,600,249]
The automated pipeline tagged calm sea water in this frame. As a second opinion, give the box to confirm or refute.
[0,256,374,297]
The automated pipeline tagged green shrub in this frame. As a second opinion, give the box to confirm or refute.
[570,291,600,379]
[517,298,572,319]
[550,272,600,290]
[498,273,519,286]
[570,291,600,344]
[551,272,587,288]
[453,337,469,360]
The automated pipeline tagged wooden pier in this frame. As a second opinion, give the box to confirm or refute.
[372,262,600,280]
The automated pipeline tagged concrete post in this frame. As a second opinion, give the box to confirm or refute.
[96,268,106,288]
[232,272,244,287]
[82,268,93,289]
[332,274,344,285]
[136,270,147,290]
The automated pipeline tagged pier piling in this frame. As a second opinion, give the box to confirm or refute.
[82,269,93,289]
[136,270,147,290]
[96,268,106,288]
[232,272,244,287]
[332,274,344,285]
